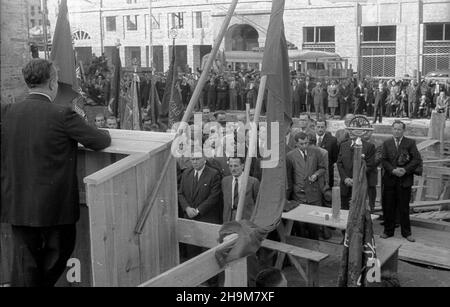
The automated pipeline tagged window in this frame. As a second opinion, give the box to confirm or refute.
[31,5,35,16]
[303,26,335,43]
[171,12,184,29]
[126,15,138,31]
[106,16,116,32]
[425,23,450,41]
[126,0,137,3]
[304,27,315,43]
[363,26,396,42]
[30,19,35,27]
[317,26,335,42]
[38,20,42,26]
[195,12,203,28]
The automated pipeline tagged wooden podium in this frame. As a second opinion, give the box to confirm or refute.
[1,130,179,287]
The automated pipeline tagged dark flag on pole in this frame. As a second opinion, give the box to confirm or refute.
[159,47,183,128]
[50,0,86,119]
[338,160,380,287]
[121,72,142,130]
[215,0,292,266]
[108,45,122,119]
[250,0,292,233]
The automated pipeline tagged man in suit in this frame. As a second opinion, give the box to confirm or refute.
[381,121,422,242]
[373,83,388,124]
[354,81,366,115]
[1,59,111,287]
[178,156,222,225]
[286,132,327,207]
[315,119,338,188]
[337,133,376,210]
[222,157,260,223]
[140,73,151,109]
[312,82,325,120]
[286,132,326,239]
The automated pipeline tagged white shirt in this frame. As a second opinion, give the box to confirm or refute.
[29,91,52,102]
[231,174,244,209]
[394,136,404,149]
[194,164,206,180]
[298,148,307,160]
[316,134,324,146]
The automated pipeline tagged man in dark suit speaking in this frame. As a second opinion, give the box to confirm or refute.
[1,59,111,286]
[381,121,422,242]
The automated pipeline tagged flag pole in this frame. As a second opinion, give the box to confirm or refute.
[179,0,239,125]
[235,75,267,221]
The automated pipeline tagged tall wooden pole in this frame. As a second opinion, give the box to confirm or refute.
[180,0,239,125]
[99,0,104,53]
[350,137,363,205]
[235,76,267,221]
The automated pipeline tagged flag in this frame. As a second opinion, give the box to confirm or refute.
[108,46,121,119]
[250,0,291,233]
[159,47,183,128]
[121,73,142,130]
[50,0,77,93]
[215,0,292,266]
[149,76,160,124]
[338,160,379,287]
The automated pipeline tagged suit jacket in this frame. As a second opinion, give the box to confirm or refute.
[286,147,326,205]
[381,137,422,188]
[222,176,260,223]
[1,94,111,226]
[178,165,222,224]
[318,132,338,168]
[337,139,376,194]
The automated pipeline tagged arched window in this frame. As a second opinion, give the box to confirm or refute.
[72,30,91,41]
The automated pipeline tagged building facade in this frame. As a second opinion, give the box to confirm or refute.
[56,0,450,78]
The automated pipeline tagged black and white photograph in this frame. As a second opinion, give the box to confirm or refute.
[1,0,450,291]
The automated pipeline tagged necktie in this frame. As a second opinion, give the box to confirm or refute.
[395,138,400,149]
[317,136,322,147]
[193,171,199,191]
[302,150,307,161]
[233,178,239,210]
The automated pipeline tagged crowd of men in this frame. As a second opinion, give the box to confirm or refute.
[81,52,450,128]
[1,58,426,287]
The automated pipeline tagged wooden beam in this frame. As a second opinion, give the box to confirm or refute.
[417,139,440,151]
[410,200,450,208]
[410,217,450,232]
[138,236,238,287]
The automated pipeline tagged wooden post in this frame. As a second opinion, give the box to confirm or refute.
[332,186,341,221]
[235,76,267,221]
[351,137,363,205]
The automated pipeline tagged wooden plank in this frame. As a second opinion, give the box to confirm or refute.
[136,155,161,283]
[410,217,450,232]
[306,261,319,287]
[84,153,148,185]
[87,182,113,287]
[110,167,141,287]
[224,258,248,287]
[417,139,440,151]
[410,200,450,208]
[156,149,180,274]
[424,166,450,176]
[284,235,401,268]
[374,235,450,270]
[139,237,239,287]
[262,239,328,263]
[178,219,220,248]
